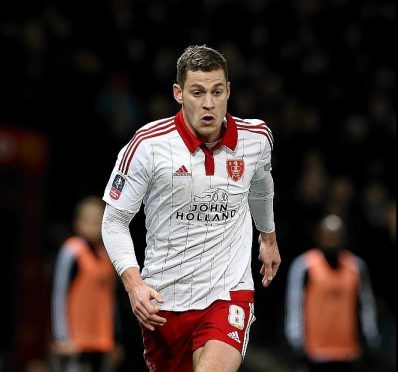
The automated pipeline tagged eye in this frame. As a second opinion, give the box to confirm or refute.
[192,91,202,97]
[213,89,223,96]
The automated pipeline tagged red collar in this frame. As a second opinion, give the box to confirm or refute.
[174,109,237,153]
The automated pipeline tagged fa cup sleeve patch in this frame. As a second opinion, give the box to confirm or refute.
[110,174,125,200]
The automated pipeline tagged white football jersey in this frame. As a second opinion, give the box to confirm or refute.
[103,110,274,311]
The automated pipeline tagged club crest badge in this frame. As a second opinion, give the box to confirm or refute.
[110,174,125,200]
[226,160,245,181]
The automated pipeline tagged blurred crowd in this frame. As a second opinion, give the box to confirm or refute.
[0,0,395,371]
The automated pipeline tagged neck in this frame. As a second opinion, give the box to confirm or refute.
[323,249,340,269]
[204,140,221,149]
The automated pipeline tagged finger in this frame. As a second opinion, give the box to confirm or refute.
[272,262,280,277]
[262,264,273,284]
[135,303,163,325]
[142,299,163,316]
[152,291,165,304]
[146,289,165,312]
[137,312,166,331]
[140,319,156,331]
[135,304,167,325]
[147,313,167,325]
[134,306,151,324]
[262,269,274,287]
[262,275,272,288]
[147,318,166,327]
[135,310,165,331]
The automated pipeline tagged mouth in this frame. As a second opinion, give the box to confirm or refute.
[200,115,215,125]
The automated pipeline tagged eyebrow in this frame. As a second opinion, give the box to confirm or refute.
[188,82,225,89]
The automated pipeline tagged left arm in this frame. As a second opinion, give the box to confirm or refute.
[248,141,281,287]
[258,230,281,287]
[358,257,381,349]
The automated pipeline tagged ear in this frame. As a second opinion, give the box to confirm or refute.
[173,83,183,105]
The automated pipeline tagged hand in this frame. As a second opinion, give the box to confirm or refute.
[258,231,281,287]
[127,282,167,331]
[121,268,167,331]
[51,340,78,356]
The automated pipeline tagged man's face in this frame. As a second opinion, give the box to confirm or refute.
[74,203,104,245]
[318,228,342,251]
[173,69,230,143]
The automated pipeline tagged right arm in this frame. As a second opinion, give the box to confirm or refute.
[51,245,78,355]
[102,137,166,330]
[101,203,166,331]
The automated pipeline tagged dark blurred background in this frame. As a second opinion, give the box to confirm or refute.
[0,0,395,371]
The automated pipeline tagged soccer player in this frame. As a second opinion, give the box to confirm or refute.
[101,44,281,372]
[285,214,380,372]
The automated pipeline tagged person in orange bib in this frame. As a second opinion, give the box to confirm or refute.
[50,196,122,372]
[285,214,380,372]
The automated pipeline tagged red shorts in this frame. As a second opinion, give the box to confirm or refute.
[141,290,255,372]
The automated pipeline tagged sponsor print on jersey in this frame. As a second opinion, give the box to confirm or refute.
[226,160,245,181]
[174,188,237,225]
[110,174,125,200]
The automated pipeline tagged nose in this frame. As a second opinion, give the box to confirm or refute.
[203,93,215,110]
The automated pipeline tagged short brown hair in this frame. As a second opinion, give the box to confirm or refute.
[176,45,228,87]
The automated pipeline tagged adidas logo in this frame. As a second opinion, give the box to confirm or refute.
[227,331,241,344]
[173,165,192,176]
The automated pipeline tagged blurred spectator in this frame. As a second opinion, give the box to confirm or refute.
[285,214,381,372]
[50,196,123,372]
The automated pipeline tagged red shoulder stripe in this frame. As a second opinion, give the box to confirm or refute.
[119,125,176,174]
[237,123,274,150]
[119,118,175,173]
[235,120,273,143]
